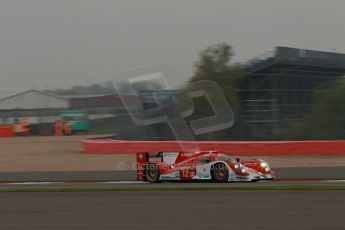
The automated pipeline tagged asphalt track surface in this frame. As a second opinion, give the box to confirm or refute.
[0,168,344,230]
[0,180,345,191]
[0,166,344,190]
[0,190,344,230]
[1,166,344,182]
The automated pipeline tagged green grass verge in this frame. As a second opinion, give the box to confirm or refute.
[0,185,344,193]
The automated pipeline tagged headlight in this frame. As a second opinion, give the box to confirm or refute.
[233,162,247,174]
[260,162,268,168]
[260,161,270,172]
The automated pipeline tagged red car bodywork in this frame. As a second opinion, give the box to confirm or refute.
[137,151,275,182]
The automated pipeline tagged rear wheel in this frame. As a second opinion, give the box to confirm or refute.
[212,163,229,182]
[145,163,160,183]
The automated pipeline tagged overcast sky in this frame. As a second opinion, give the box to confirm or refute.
[0,0,344,91]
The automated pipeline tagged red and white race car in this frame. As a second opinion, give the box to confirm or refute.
[137,151,275,183]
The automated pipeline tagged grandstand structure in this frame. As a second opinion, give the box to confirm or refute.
[240,47,345,140]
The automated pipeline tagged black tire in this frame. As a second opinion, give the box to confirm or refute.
[211,163,229,183]
[145,163,160,183]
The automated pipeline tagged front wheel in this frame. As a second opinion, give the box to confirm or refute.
[211,163,229,183]
[145,163,160,183]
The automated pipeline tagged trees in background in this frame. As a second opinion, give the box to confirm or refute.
[279,79,345,140]
[47,81,116,96]
[187,42,243,110]
[181,43,244,140]
[48,80,164,96]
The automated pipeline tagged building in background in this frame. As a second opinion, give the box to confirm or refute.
[0,91,123,135]
[0,90,69,132]
[240,47,345,140]
[68,94,135,135]
[0,90,68,111]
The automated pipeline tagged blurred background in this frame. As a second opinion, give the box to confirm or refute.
[0,0,344,141]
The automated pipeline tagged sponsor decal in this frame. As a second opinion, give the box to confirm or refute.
[181,153,193,157]
[161,172,180,179]
[197,174,210,179]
